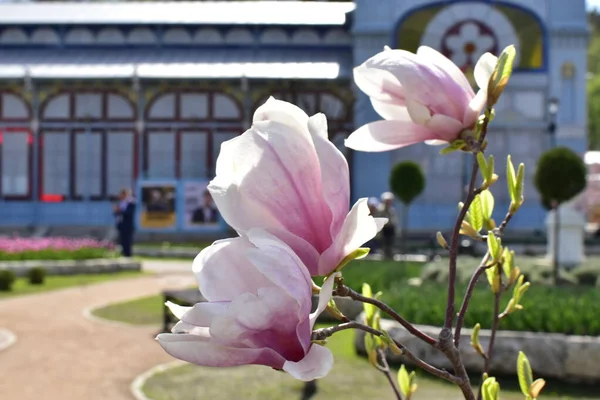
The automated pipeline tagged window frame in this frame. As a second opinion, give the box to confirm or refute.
[40,90,137,123]
[0,127,33,201]
[145,90,244,123]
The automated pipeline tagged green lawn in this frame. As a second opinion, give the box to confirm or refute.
[93,293,166,325]
[142,325,600,400]
[0,270,146,299]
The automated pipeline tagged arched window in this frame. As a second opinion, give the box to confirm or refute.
[40,91,136,201]
[145,91,243,180]
[0,92,32,200]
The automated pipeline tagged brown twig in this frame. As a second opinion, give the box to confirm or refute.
[484,283,502,373]
[311,321,380,341]
[377,348,403,400]
[334,284,438,347]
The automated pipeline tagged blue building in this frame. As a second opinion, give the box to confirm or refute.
[0,0,588,237]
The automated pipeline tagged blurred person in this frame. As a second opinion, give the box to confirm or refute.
[113,188,136,257]
[146,189,170,212]
[379,192,398,259]
[192,190,219,224]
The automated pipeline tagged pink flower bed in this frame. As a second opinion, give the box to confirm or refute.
[0,237,114,253]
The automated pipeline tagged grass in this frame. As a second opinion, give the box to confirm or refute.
[0,270,146,299]
[142,324,600,400]
[93,294,165,325]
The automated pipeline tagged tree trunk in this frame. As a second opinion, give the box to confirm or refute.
[552,200,560,285]
[400,204,409,257]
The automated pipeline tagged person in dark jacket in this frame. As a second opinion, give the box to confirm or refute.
[191,190,219,224]
[113,188,136,257]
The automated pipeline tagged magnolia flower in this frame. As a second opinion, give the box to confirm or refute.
[346,46,498,152]
[156,230,335,381]
[208,97,387,276]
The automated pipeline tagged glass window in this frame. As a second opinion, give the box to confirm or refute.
[180,93,209,119]
[148,94,176,119]
[42,132,70,196]
[181,131,208,178]
[1,132,29,196]
[75,131,102,197]
[43,93,70,120]
[2,93,28,120]
[75,93,103,119]
[213,93,241,119]
[107,94,134,119]
[107,131,135,197]
[147,131,175,178]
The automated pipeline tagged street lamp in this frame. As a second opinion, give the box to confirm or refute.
[548,97,559,148]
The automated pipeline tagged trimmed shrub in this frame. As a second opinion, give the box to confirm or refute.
[0,270,16,291]
[27,267,46,285]
[389,161,426,205]
[534,147,586,209]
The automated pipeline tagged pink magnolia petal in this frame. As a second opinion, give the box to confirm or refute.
[353,63,405,103]
[165,301,191,320]
[406,98,432,125]
[345,120,439,152]
[424,114,464,142]
[417,46,474,96]
[171,321,211,337]
[318,199,387,276]
[463,89,487,128]
[474,53,498,91]
[308,113,350,238]
[370,98,410,121]
[245,229,313,316]
[209,121,333,253]
[180,302,230,328]
[253,96,310,138]
[157,333,285,369]
[309,272,338,328]
[283,344,334,381]
[193,237,273,302]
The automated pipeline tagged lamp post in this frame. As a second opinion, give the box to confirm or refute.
[547,97,559,148]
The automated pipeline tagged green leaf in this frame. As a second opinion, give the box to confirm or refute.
[364,334,379,367]
[471,323,485,356]
[487,155,495,182]
[335,247,370,272]
[515,162,525,203]
[362,283,375,326]
[487,45,516,106]
[485,265,501,293]
[481,377,500,400]
[517,351,534,396]
[487,232,501,261]
[398,365,410,397]
[440,139,465,155]
[470,194,484,232]
[507,155,517,203]
[502,248,513,282]
[477,152,489,181]
[480,190,495,221]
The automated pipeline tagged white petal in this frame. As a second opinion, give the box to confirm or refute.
[474,53,498,91]
[283,344,334,381]
[416,46,473,94]
[406,99,432,125]
[253,97,310,138]
[309,272,338,328]
[370,98,410,121]
[165,301,191,320]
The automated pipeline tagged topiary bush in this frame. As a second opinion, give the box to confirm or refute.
[0,269,16,291]
[389,161,426,205]
[27,267,46,285]
[534,147,586,209]
[389,161,426,253]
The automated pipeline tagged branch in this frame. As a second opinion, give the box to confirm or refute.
[454,208,515,346]
[311,321,380,341]
[445,159,480,331]
[377,348,404,400]
[483,286,502,373]
[392,339,461,385]
[334,284,438,347]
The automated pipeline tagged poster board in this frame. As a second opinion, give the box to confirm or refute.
[138,181,178,230]
[182,180,221,229]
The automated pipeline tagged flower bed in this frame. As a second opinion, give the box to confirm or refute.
[0,237,116,261]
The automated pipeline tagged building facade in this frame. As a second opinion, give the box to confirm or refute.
[0,0,588,235]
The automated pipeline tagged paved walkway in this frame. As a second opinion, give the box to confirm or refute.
[0,261,196,400]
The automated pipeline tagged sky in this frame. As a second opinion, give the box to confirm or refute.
[590,0,600,11]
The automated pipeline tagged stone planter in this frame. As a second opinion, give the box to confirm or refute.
[0,258,141,277]
[354,315,600,383]
[311,295,363,322]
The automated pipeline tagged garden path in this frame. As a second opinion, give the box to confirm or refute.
[0,260,195,400]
